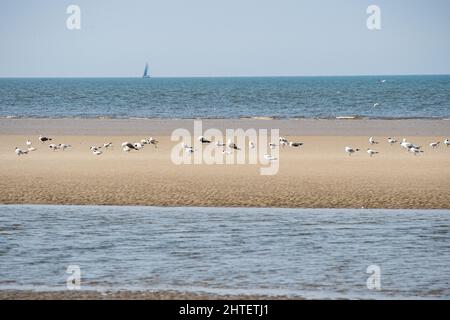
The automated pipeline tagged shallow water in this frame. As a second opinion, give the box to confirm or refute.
[0,205,449,299]
[1,76,450,119]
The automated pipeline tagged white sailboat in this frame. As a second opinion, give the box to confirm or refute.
[142,63,150,78]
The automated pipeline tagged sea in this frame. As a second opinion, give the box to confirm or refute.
[0,205,449,299]
[1,75,450,119]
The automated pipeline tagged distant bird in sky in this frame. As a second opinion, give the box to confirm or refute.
[367,149,379,157]
[345,147,360,156]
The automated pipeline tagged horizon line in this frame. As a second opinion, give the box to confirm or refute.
[1,73,450,79]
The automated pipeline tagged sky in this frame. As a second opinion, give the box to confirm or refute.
[0,0,449,77]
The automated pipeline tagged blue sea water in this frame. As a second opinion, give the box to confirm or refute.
[0,205,449,299]
[0,75,450,119]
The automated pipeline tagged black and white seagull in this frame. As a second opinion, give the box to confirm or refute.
[387,137,397,145]
[199,136,211,144]
[15,147,28,156]
[429,141,440,149]
[369,137,379,145]
[39,135,52,143]
[289,142,303,148]
[345,147,360,156]
[367,149,379,157]
[444,139,450,147]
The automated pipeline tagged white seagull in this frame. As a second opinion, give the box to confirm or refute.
[103,142,112,148]
[264,154,278,161]
[429,142,440,149]
[182,143,195,153]
[92,149,103,156]
[27,146,37,152]
[444,139,450,147]
[388,137,397,145]
[369,137,379,145]
[216,141,226,147]
[26,140,32,147]
[59,144,71,151]
[15,147,28,156]
[409,147,424,156]
[49,144,59,151]
[345,147,360,156]
[367,149,379,157]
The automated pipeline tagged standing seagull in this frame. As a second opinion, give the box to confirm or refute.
[38,135,52,143]
[198,136,211,144]
[444,139,450,147]
[92,149,103,156]
[216,141,226,147]
[429,142,440,149]
[387,137,397,145]
[369,137,379,145]
[148,137,159,148]
[26,140,32,147]
[345,147,360,156]
[289,142,303,148]
[103,142,113,149]
[410,147,424,155]
[15,147,28,156]
[367,149,379,157]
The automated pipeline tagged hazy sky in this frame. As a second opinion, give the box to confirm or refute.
[1,0,449,77]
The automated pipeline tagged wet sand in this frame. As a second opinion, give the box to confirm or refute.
[0,290,295,300]
[0,119,449,209]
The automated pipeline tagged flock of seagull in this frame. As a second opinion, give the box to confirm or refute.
[14,135,450,159]
[345,137,450,157]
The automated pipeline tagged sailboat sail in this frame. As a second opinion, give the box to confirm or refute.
[142,63,150,78]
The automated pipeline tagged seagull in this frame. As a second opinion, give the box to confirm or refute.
[445,139,450,147]
[133,142,144,150]
[409,147,423,155]
[227,139,240,150]
[400,138,415,150]
[429,142,440,149]
[103,142,112,149]
[26,140,32,147]
[373,103,380,108]
[289,142,303,148]
[38,135,52,143]
[58,144,71,151]
[198,136,211,144]
[388,137,397,145]
[49,144,59,151]
[27,146,37,152]
[222,149,232,155]
[367,149,379,157]
[182,143,194,153]
[148,137,159,148]
[92,149,103,156]
[122,145,131,152]
[216,141,226,147]
[90,146,101,152]
[269,143,277,150]
[141,139,149,145]
[249,141,255,149]
[345,147,360,156]
[279,137,289,144]
[122,142,138,150]
[369,137,379,145]
[15,147,28,156]
[264,154,278,161]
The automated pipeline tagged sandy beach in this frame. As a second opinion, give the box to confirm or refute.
[1,119,449,209]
